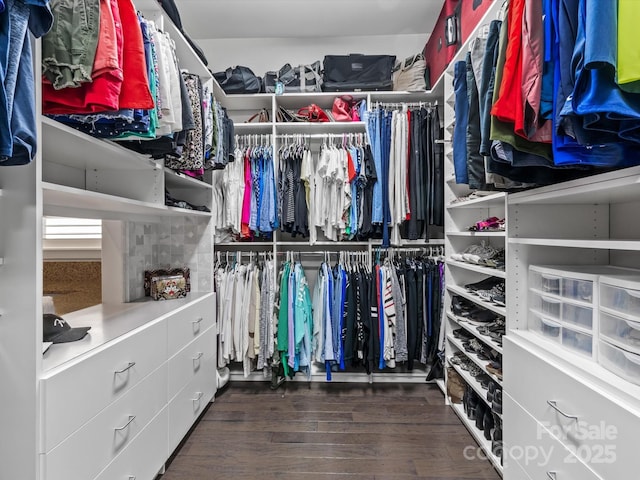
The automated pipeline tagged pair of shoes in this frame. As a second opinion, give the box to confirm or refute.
[477,317,506,335]
[486,361,503,381]
[476,282,506,306]
[465,277,502,294]
[453,328,473,341]
[464,385,479,421]
[468,217,505,232]
[492,414,503,463]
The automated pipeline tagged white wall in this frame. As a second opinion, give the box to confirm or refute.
[199,34,429,75]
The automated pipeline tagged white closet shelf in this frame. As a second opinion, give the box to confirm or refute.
[164,168,212,191]
[447,284,506,317]
[370,239,446,246]
[42,117,160,172]
[447,356,500,414]
[42,183,208,220]
[369,88,444,104]
[508,164,640,206]
[233,122,274,134]
[275,121,367,134]
[509,238,640,251]
[278,241,370,247]
[445,259,506,279]
[215,242,274,248]
[42,293,214,373]
[450,403,504,475]
[446,192,506,209]
[447,311,504,354]
[215,93,273,111]
[447,334,502,386]
[445,231,505,238]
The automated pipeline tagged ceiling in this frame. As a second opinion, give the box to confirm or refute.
[177,0,446,40]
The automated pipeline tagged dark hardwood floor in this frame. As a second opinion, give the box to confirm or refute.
[160,382,501,480]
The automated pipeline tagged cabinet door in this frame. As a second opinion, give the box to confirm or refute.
[41,320,167,452]
[42,365,167,480]
[167,294,215,357]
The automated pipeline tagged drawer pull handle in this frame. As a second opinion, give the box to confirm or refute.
[192,391,203,405]
[192,317,203,325]
[114,415,136,432]
[547,472,557,480]
[128,477,136,480]
[547,400,578,421]
[193,352,204,361]
[114,362,136,374]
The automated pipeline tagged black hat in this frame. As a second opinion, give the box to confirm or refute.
[43,314,91,344]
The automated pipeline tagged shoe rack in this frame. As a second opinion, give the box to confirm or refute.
[440,0,506,474]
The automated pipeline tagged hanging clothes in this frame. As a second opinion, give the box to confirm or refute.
[214,135,278,242]
[0,0,53,166]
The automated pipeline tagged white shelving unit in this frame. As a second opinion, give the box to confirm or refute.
[0,3,217,479]
[440,0,505,476]
[504,166,640,479]
[213,62,448,385]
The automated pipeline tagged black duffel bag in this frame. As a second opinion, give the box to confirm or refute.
[322,54,396,92]
[213,66,263,94]
[263,62,323,93]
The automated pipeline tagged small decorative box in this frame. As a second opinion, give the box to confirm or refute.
[144,267,190,297]
[150,274,187,301]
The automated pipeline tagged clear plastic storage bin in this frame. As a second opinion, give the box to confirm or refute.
[530,311,561,343]
[599,310,640,355]
[561,277,593,303]
[541,274,561,295]
[530,292,562,320]
[562,303,593,330]
[562,327,593,357]
[601,282,640,321]
[598,340,640,386]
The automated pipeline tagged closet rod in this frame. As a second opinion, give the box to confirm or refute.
[275,133,366,140]
[373,100,438,109]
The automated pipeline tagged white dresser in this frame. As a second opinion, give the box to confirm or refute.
[39,293,216,480]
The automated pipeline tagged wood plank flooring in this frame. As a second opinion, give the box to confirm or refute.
[159,382,501,480]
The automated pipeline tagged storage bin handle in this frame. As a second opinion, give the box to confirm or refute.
[620,348,640,366]
[624,288,640,299]
[128,476,136,480]
[193,352,204,361]
[114,415,136,432]
[624,319,640,331]
[192,317,204,325]
[546,400,578,422]
[547,472,557,480]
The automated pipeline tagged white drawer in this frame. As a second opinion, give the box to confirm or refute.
[168,352,215,454]
[41,320,167,452]
[167,294,215,357]
[168,326,216,400]
[505,338,640,479]
[504,392,603,480]
[94,407,168,480]
[599,310,640,355]
[601,280,640,321]
[42,364,167,480]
